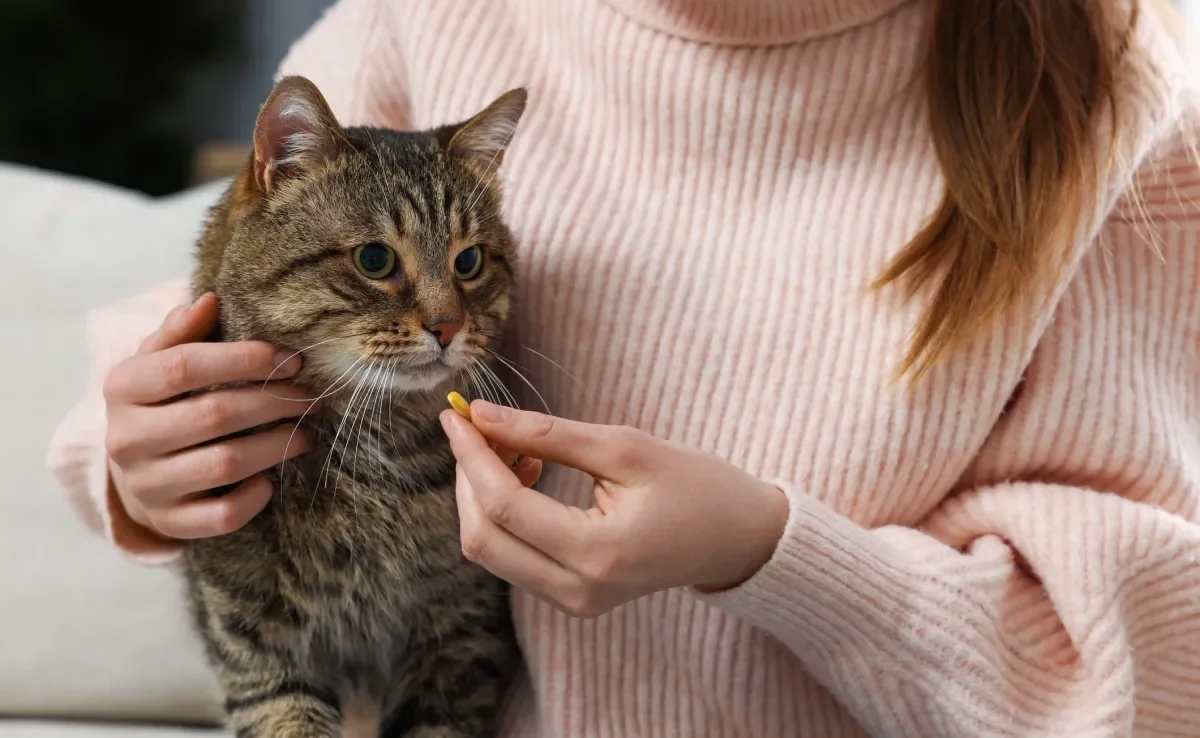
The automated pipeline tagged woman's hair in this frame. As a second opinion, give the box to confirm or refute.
[876,0,1161,377]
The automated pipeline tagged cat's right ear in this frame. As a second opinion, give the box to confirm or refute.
[252,76,344,193]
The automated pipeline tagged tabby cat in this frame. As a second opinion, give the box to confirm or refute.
[183,75,526,738]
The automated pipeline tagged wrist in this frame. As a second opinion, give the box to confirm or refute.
[696,479,789,593]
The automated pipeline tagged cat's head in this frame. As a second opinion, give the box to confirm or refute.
[207,75,526,394]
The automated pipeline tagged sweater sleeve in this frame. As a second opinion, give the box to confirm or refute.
[703,141,1200,736]
[45,280,192,564]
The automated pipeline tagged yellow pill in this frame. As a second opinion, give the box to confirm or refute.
[447,391,471,420]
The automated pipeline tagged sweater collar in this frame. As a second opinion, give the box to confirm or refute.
[602,0,915,46]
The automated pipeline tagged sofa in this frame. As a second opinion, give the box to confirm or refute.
[1,163,231,736]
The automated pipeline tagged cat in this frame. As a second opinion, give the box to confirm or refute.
[182,75,527,738]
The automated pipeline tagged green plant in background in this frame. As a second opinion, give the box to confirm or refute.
[0,0,245,196]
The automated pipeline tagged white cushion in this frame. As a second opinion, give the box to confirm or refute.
[0,721,226,738]
[0,164,226,724]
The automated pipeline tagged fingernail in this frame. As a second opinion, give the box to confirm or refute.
[471,401,511,423]
[184,292,209,315]
[274,350,303,376]
[439,410,462,436]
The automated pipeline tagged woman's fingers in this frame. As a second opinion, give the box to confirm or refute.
[149,473,275,539]
[443,410,587,564]
[121,382,317,457]
[455,466,584,611]
[137,292,220,355]
[495,445,543,487]
[106,340,303,405]
[135,424,312,504]
[513,456,543,487]
[466,400,644,482]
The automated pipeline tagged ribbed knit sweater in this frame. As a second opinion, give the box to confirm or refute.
[46,1,1200,735]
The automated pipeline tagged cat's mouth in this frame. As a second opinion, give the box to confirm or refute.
[360,350,469,393]
[329,331,480,393]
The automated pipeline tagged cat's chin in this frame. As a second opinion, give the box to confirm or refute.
[388,362,456,393]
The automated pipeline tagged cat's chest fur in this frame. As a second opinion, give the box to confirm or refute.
[182,401,486,688]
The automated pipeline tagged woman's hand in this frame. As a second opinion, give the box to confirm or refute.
[441,401,790,617]
[103,293,317,540]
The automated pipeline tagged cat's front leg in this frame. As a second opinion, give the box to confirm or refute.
[221,676,342,738]
[192,596,341,737]
[381,596,519,738]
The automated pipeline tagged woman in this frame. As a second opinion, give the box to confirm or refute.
[47,0,1200,735]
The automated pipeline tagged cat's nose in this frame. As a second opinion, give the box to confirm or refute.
[422,319,463,348]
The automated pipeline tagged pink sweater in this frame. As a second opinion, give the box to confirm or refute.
[46,1,1200,735]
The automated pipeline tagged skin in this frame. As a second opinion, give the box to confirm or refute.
[103,292,315,540]
[441,401,791,616]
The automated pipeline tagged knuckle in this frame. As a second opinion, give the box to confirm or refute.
[145,508,176,537]
[242,342,276,375]
[104,426,135,461]
[561,585,603,618]
[482,494,513,528]
[608,426,648,466]
[194,393,232,433]
[101,365,128,403]
[581,550,621,584]
[526,412,556,439]
[205,445,242,483]
[118,469,148,500]
[161,350,192,392]
[461,530,487,563]
[210,499,245,534]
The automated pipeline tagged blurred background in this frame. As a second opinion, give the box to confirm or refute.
[0,0,1196,198]
[0,0,334,196]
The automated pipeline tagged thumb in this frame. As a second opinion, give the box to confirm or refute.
[467,400,633,482]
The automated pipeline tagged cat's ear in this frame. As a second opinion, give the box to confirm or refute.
[252,76,344,192]
[437,88,527,172]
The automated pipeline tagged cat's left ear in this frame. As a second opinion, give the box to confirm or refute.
[438,88,528,172]
[252,75,345,192]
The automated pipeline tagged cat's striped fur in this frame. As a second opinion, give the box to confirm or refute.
[183,77,526,737]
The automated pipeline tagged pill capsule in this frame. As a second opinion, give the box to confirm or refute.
[447,391,471,420]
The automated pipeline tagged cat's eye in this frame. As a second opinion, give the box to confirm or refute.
[453,245,484,281]
[353,242,396,279]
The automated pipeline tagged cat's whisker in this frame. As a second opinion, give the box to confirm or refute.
[341,363,385,553]
[346,367,376,483]
[479,360,520,411]
[264,336,345,387]
[507,343,639,428]
[259,330,378,401]
[279,357,368,507]
[348,362,389,484]
[318,359,379,496]
[319,366,370,511]
[485,348,551,415]
[352,362,392,480]
[464,160,504,214]
[518,345,583,387]
[468,365,488,405]
[377,357,400,465]
[469,364,500,408]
